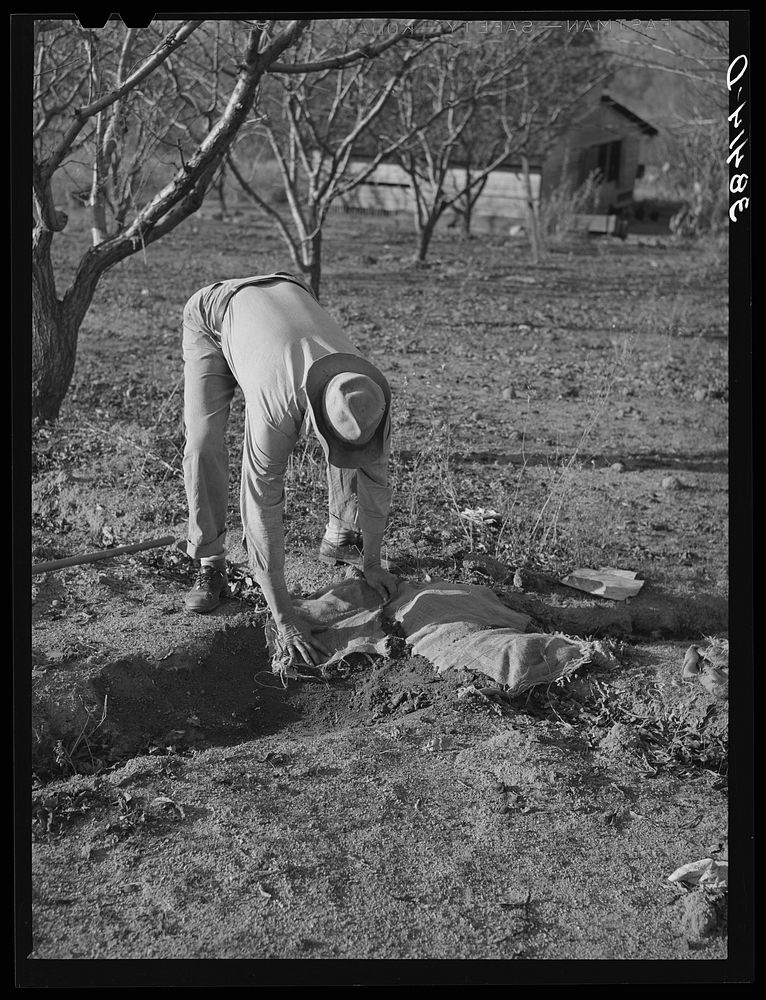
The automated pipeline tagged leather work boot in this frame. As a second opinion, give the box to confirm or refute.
[318,533,399,572]
[184,564,228,613]
[318,532,364,569]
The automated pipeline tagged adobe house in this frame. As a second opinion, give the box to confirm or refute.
[340,93,657,232]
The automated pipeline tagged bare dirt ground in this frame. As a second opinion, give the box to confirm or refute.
[22,207,744,981]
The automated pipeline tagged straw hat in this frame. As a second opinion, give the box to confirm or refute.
[305,353,391,468]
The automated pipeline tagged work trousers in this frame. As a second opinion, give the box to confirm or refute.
[181,288,358,562]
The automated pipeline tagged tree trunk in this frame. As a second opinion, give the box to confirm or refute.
[415,212,439,262]
[463,175,489,238]
[33,231,105,422]
[521,153,541,264]
[31,122,241,423]
[32,233,78,422]
[301,229,323,299]
[462,196,473,237]
[462,167,473,237]
[413,189,447,263]
[89,110,109,245]
[89,199,109,245]
[213,163,228,219]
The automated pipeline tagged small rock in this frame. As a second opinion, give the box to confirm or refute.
[599,722,642,757]
[502,387,516,400]
[611,462,626,473]
[693,388,707,402]
[662,475,682,491]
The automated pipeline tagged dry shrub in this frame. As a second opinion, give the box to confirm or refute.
[537,171,603,244]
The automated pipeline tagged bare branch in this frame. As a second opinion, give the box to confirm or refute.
[41,20,205,181]
[116,21,307,243]
[269,19,460,73]
[227,151,303,266]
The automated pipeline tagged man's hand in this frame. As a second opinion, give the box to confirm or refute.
[276,616,330,668]
[364,564,399,604]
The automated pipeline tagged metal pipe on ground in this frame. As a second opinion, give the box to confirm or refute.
[32,536,177,575]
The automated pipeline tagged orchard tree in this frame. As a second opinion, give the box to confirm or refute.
[376,28,540,263]
[31,16,448,422]
[373,23,611,262]
[33,18,297,422]
[447,99,508,238]
[226,19,457,297]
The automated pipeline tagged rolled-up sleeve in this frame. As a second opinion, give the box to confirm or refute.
[240,421,297,577]
[356,418,393,535]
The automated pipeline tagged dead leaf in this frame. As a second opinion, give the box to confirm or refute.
[148,796,185,819]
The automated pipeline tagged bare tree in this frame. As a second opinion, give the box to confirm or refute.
[376,32,538,263]
[447,100,503,238]
[161,21,238,221]
[32,16,447,422]
[33,18,300,421]
[372,26,611,263]
[226,19,456,297]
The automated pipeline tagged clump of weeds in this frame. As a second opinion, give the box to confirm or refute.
[579,676,727,777]
[32,784,107,840]
[395,360,630,584]
[36,697,114,782]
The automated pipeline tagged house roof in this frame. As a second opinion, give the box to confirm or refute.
[600,95,658,137]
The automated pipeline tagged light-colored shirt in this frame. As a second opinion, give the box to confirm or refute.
[196,273,392,577]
